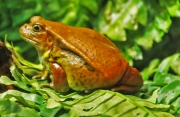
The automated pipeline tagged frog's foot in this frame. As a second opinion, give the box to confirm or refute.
[112,66,143,94]
[111,85,141,94]
[32,69,49,80]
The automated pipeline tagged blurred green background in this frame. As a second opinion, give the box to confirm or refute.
[0,0,180,74]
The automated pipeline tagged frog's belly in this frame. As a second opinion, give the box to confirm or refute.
[56,50,119,91]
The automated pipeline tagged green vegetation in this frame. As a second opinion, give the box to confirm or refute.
[0,0,180,116]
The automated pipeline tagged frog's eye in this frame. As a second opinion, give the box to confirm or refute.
[32,24,42,32]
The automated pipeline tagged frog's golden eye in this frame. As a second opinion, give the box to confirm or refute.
[32,24,42,32]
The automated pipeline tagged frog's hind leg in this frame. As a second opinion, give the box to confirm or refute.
[111,66,143,94]
[49,62,70,92]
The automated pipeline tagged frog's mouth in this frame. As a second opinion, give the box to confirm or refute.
[21,35,40,46]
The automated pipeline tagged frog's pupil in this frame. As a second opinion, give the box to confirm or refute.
[35,26,39,30]
[33,25,41,32]
[35,25,39,30]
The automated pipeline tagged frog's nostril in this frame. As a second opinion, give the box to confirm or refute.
[24,24,27,28]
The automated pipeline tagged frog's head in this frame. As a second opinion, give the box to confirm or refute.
[19,16,53,52]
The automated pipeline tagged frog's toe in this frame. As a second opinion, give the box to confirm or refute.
[33,69,49,80]
[40,83,53,89]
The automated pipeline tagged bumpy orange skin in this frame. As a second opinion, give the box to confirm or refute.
[19,16,143,94]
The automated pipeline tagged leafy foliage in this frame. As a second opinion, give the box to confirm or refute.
[0,67,174,117]
[0,0,180,116]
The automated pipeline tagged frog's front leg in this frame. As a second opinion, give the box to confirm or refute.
[49,62,70,92]
[33,50,51,80]
[112,66,143,94]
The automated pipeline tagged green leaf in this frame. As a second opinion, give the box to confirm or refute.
[0,99,40,117]
[127,45,143,60]
[46,98,61,108]
[157,80,180,104]
[80,0,98,15]
[137,101,170,112]
[154,11,172,32]
[9,65,36,92]
[141,59,160,80]
[0,76,17,85]
[0,90,44,108]
[136,35,154,49]
[153,72,180,86]
[153,111,175,117]
[40,88,62,101]
[136,0,147,25]
[39,105,62,117]
[156,53,180,73]
[171,54,180,75]
[157,80,180,114]
[146,88,160,103]
[164,0,180,17]
[171,97,180,114]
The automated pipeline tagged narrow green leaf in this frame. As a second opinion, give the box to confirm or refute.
[146,88,160,103]
[4,40,43,71]
[1,90,44,106]
[46,98,61,108]
[170,97,180,114]
[141,59,160,80]
[0,76,17,85]
[153,111,175,117]
[40,88,62,101]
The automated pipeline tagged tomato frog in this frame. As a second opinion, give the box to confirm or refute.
[19,16,143,94]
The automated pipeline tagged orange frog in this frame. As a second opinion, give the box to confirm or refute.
[19,16,143,94]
